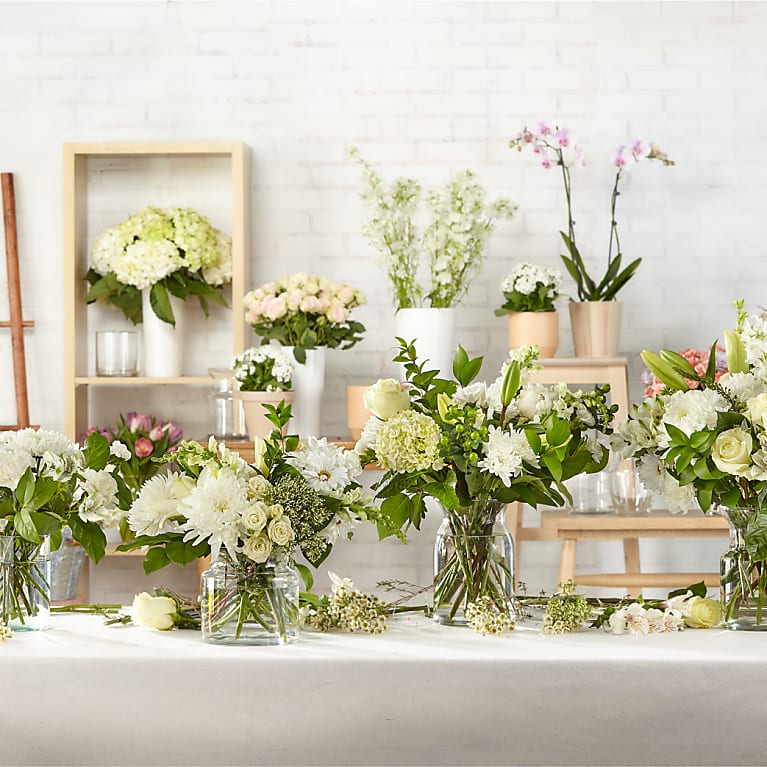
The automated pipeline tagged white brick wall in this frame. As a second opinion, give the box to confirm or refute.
[0,1,758,600]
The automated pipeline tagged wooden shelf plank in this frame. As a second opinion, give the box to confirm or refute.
[75,376,211,386]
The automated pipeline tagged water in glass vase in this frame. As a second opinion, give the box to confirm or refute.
[720,507,767,631]
[0,535,51,632]
[433,500,516,626]
[200,554,300,645]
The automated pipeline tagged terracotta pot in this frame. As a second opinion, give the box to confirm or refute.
[569,301,623,358]
[346,385,373,441]
[507,311,559,358]
[238,390,295,440]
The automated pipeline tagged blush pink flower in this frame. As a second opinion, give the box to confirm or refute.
[263,295,287,320]
[554,127,573,148]
[149,426,164,441]
[326,305,349,323]
[127,412,152,433]
[534,119,555,137]
[135,437,154,458]
[631,139,651,159]
[612,146,635,169]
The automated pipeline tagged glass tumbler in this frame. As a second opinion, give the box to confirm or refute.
[96,331,138,376]
[608,458,653,516]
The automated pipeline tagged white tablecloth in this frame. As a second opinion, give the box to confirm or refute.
[2,613,765,767]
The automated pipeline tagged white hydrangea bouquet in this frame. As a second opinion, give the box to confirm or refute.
[612,301,767,628]
[244,272,366,363]
[0,428,131,629]
[351,148,516,309]
[85,206,232,325]
[356,342,615,624]
[495,262,564,315]
[233,346,294,392]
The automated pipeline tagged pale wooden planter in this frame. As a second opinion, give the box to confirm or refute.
[507,311,559,358]
[569,301,623,358]
[238,390,295,440]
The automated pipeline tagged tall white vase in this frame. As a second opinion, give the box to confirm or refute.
[394,307,456,380]
[142,289,185,377]
[284,346,326,440]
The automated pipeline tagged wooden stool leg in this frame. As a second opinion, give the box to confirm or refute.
[623,537,641,598]
[559,538,577,584]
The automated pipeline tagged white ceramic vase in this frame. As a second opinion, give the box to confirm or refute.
[394,307,456,380]
[142,289,185,377]
[284,346,326,440]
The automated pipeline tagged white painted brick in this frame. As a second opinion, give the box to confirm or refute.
[522,22,597,44]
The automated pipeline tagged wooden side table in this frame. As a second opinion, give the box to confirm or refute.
[540,508,729,595]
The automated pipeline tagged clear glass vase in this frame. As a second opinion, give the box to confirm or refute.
[0,535,51,631]
[720,507,767,631]
[200,553,300,645]
[433,500,516,626]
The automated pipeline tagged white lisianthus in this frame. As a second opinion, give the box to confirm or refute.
[363,379,410,420]
[711,427,753,476]
[131,592,177,631]
[243,533,272,563]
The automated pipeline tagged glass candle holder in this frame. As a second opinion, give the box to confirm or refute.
[96,331,138,377]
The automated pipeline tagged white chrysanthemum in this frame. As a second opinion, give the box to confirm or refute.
[0,447,33,491]
[719,372,764,404]
[128,474,188,537]
[661,473,695,514]
[76,468,121,526]
[636,454,665,494]
[286,437,361,497]
[180,466,250,561]
[477,426,538,487]
[453,382,502,413]
[662,389,728,437]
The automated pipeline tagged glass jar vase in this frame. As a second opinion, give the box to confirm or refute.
[720,507,767,631]
[433,500,516,626]
[200,553,300,645]
[0,535,51,631]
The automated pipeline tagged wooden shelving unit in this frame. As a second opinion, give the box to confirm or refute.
[62,141,250,441]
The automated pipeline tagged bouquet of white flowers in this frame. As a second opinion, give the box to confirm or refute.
[495,262,564,314]
[0,428,130,629]
[85,206,232,325]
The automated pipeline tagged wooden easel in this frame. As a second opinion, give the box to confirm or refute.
[1,172,34,430]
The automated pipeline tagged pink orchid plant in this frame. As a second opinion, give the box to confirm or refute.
[510,121,674,301]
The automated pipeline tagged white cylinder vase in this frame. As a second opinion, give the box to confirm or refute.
[284,346,326,440]
[142,289,186,378]
[394,307,456,380]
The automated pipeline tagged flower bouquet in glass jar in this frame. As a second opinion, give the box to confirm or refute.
[612,301,767,630]
[0,429,128,630]
[356,342,616,626]
[119,403,382,644]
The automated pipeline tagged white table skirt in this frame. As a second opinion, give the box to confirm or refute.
[2,613,765,767]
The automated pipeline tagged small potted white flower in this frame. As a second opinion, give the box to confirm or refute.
[495,262,563,358]
[233,346,294,439]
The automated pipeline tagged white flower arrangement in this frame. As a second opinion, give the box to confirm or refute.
[85,206,233,326]
[233,346,294,392]
[351,148,516,309]
[496,262,564,314]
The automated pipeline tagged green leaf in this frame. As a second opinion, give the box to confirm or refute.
[452,345,469,381]
[697,484,713,511]
[541,452,563,482]
[166,540,207,567]
[601,257,641,301]
[69,517,107,563]
[143,546,171,574]
[149,282,176,326]
[296,563,314,591]
[293,345,307,364]
[14,508,40,543]
[664,422,691,447]
[501,361,520,407]
[546,417,570,449]
[380,494,413,531]
[667,581,707,600]
[745,512,767,562]
[84,431,111,471]
[524,428,542,453]
[424,482,460,510]
[705,341,718,381]
[725,330,748,374]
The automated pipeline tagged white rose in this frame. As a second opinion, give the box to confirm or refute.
[247,475,273,501]
[268,517,294,546]
[746,393,767,429]
[712,427,753,476]
[243,533,272,563]
[242,502,269,532]
[363,378,410,420]
[682,596,722,629]
[515,387,540,420]
[131,592,176,631]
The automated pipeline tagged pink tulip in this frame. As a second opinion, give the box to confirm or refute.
[126,412,152,433]
[149,426,164,441]
[166,422,183,442]
[134,437,154,458]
